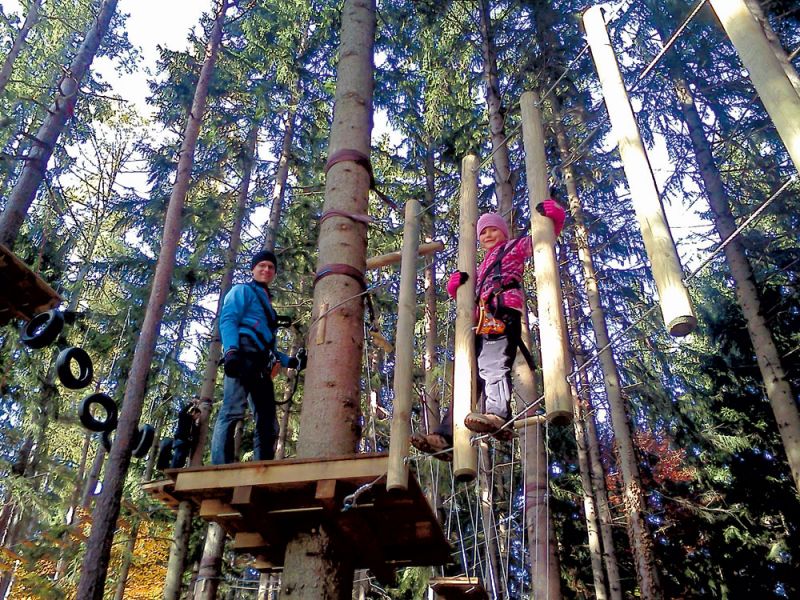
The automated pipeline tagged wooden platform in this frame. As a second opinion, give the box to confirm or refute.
[429,576,488,599]
[0,245,61,325]
[143,453,451,584]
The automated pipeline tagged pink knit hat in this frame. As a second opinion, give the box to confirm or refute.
[476,213,509,239]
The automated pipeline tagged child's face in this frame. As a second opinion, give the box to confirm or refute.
[479,226,507,251]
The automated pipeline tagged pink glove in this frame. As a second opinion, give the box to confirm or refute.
[536,199,566,237]
[446,271,469,299]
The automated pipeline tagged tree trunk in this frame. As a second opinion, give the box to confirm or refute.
[551,96,622,599]
[671,68,800,492]
[75,3,228,598]
[193,522,227,600]
[262,20,310,252]
[563,267,609,600]
[478,444,505,599]
[281,0,375,595]
[477,0,514,214]
[0,0,119,247]
[0,0,42,96]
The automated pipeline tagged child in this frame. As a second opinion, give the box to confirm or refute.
[410,200,566,460]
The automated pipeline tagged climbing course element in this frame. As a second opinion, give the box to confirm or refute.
[521,91,573,424]
[429,576,488,599]
[583,5,697,337]
[20,309,64,349]
[0,244,61,325]
[79,393,119,432]
[709,0,800,174]
[142,454,451,584]
[56,346,94,389]
[387,199,421,492]
[453,155,480,482]
[132,424,155,459]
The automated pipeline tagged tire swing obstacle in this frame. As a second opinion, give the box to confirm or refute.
[142,203,451,585]
[10,246,154,460]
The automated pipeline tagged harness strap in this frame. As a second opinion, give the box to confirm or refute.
[324,148,398,210]
[313,263,367,291]
[320,209,373,226]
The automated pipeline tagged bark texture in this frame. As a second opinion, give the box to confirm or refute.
[281,0,375,595]
[0,0,119,247]
[0,0,42,96]
[75,3,228,597]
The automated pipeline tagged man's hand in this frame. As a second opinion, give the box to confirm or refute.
[223,349,242,378]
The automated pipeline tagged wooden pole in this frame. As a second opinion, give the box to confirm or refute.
[583,6,697,337]
[453,155,479,481]
[709,0,800,174]
[387,199,421,492]
[366,240,443,271]
[520,91,573,423]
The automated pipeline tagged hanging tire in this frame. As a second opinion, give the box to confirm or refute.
[78,393,118,432]
[101,429,113,452]
[156,438,174,470]
[20,310,64,349]
[55,347,93,389]
[132,424,155,459]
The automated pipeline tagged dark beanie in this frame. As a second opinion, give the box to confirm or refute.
[250,250,277,270]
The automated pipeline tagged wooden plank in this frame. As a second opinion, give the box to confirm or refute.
[232,532,266,551]
[199,499,242,520]
[315,479,338,513]
[429,576,488,599]
[173,454,388,494]
[0,244,61,325]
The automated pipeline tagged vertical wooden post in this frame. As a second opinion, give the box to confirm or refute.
[583,6,697,337]
[709,0,800,174]
[387,199,421,492]
[520,91,573,423]
[453,155,479,481]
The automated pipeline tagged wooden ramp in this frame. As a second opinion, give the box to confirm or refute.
[429,576,488,599]
[0,245,61,325]
[143,453,451,584]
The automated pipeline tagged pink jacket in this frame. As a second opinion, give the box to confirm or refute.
[475,236,532,314]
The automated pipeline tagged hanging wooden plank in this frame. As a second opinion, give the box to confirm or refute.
[709,0,800,173]
[453,155,479,481]
[521,91,574,423]
[584,6,697,337]
[388,199,421,492]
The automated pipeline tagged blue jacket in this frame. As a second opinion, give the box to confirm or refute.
[219,282,292,367]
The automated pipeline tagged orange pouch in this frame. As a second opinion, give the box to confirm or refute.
[476,300,506,335]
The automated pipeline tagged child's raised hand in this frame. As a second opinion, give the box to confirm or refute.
[446,271,469,299]
[536,199,566,236]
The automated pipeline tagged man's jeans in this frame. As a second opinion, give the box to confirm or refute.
[211,371,278,465]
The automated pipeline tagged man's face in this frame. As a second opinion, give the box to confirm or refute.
[252,260,276,285]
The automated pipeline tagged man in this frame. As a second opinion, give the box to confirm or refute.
[211,249,306,464]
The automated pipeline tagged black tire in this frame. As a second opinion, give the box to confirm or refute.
[156,438,174,470]
[132,424,155,459]
[101,429,113,452]
[56,347,94,389]
[20,310,64,349]
[78,393,118,433]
